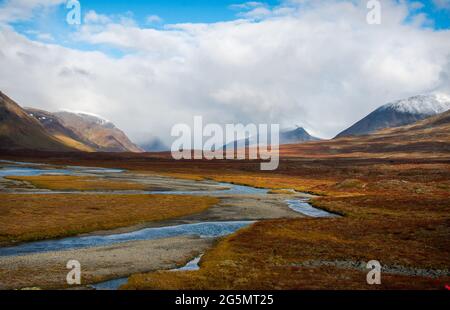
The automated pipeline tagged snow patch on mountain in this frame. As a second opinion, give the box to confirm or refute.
[380,93,450,116]
[60,110,113,126]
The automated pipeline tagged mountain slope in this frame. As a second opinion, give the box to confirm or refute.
[282,109,450,158]
[336,94,450,138]
[223,127,320,149]
[139,137,168,152]
[0,92,74,151]
[25,108,95,152]
[280,127,320,144]
[54,111,143,153]
[224,127,320,150]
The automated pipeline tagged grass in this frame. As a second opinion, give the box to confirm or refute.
[5,175,149,191]
[1,153,449,289]
[122,162,450,290]
[267,189,296,195]
[0,194,218,245]
[124,194,450,289]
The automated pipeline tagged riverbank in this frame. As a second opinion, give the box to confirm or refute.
[1,154,449,289]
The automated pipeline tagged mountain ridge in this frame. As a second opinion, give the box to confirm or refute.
[0,92,75,152]
[336,93,450,138]
[0,90,142,153]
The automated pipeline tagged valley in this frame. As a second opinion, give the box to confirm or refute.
[0,91,449,290]
[0,144,448,290]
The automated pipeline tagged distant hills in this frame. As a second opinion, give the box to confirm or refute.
[0,91,142,152]
[224,126,320,150]
[139,137,169,152]
[280,127,320,144]
[336,94,450,138]
[281,108,450,157]
[2,89,450,154]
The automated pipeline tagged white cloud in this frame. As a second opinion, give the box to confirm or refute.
[229,2,266,10]
[230,1,272,20]
[36,32,54,41]
[0,0,65,23]
[84,10,111,24]
[146,14,163,24]
[0,0,449,145]
[433,0,450,10]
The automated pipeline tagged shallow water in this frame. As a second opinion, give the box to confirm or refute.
[286,199,336,218]
[90,277,129,290]
[0,221,254,257]
[146,183,268,196]
[0,167,73,177]
[0,162,265,196]
[173,254,203,271]
[91,253,205,290]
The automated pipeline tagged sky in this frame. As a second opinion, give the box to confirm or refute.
[0,0,450,145]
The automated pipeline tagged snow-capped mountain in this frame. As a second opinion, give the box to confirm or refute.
[59,110,114,127]
[380,93,450,115]
[54,111,143,152]
[335,93,450,138]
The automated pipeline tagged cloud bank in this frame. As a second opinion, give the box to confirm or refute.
[0,0,450,144]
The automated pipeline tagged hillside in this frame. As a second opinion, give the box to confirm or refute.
[54,111,143,153]
[0,92,74,152]
[336,94,450,138]
[281,110,450,158]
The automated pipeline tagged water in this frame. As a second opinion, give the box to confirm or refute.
[0,167,72,178]
[173,255,203,271]
[91,277,129,290]
[0,161,266,196]
[147,183,268,196]
[286,199,336,218]
[0,221,254,257]
[0,163,123,179]
[91,254,204,290]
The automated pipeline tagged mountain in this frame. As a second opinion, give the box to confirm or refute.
[0,92,74,151]
[51,111,143,153]
[0,90,142,152]
[335,93,450,138]
[25,108,96,152]
[280,127,320,144]
[224,126,320,150]
[139,137,168,152]
[281,109,450,158]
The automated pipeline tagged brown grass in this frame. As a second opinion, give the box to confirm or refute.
[123,162,450,290]
[5,175,148,191]
[1,151,449,290]
[0,194,218,245]
[125,195,450,290]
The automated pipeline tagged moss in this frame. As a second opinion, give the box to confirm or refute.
[5,175,149,191]
[0,194,218,245]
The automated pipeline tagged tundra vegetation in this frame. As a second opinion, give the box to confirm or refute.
[0,128,449,289]
[0,194,218,245]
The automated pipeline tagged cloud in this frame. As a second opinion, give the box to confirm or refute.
[0,0,449,145]
[229,2,266,10]
[84,10,111,24]
[230,1,272,20]
[433,0,450,10]
[146,14,163,24]
[0,0,65,23]
[35,32,54,41]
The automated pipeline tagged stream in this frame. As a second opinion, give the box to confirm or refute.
[0,160,337,289]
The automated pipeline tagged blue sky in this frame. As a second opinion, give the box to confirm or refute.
[6,0,281,56]
[5,0,450,47]
[412,0,450,29]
